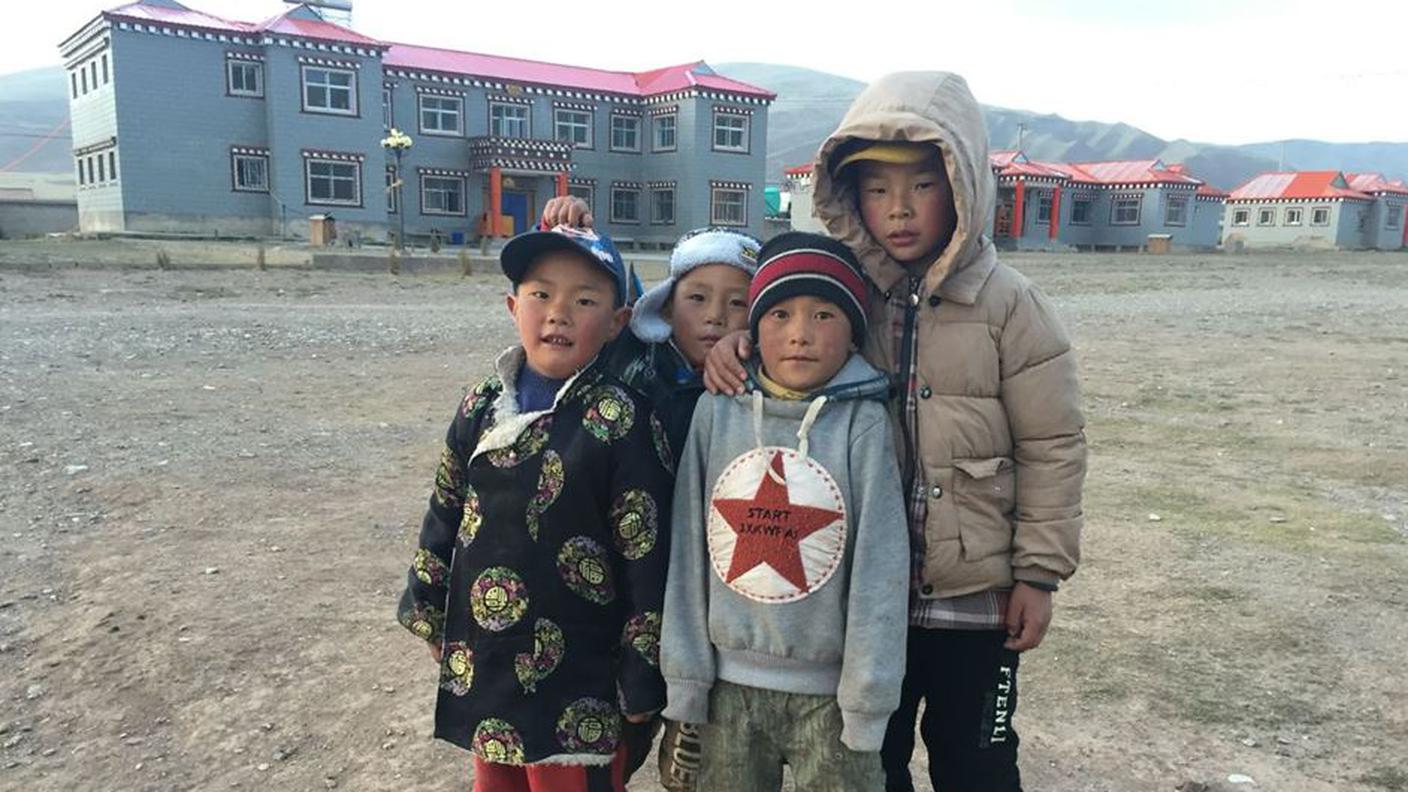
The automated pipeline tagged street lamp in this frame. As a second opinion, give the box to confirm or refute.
[381,127,414,251]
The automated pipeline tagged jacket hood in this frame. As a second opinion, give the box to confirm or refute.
[812,71,996,299]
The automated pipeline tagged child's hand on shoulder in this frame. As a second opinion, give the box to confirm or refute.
[702,330,751,396]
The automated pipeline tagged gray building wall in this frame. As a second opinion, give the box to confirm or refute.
[1364,196,1406,250]
[1190,198,1223,249]
[0,201,80,238]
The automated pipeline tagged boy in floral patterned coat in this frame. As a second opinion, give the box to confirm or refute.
[397,225,675,792]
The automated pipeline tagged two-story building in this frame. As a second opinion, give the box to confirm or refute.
[59,0,775,244]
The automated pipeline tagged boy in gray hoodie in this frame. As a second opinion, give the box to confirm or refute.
[660,232,909,791]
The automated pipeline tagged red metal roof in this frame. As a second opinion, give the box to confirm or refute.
[1346,172,1408,196]
[1196,183,1229,199]
[1063,159,1203,187]
[1228,171,1372,202]
[97,3,773,99]
[784,163,814,176]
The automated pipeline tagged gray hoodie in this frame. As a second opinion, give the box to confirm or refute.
[660,355,909,752]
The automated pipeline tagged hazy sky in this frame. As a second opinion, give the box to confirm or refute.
[5,0,1406,145]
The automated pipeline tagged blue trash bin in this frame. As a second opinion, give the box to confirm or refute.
[450,230,466,246]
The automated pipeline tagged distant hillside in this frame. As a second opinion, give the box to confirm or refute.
[0,66,73,174]
[717,63,1407,190]
[5,61,1406,193]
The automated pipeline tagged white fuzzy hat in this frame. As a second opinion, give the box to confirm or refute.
[630,227,762,343]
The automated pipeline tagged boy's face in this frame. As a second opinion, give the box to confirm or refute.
[506,251,629,379]
[663,263,751,369]
[856,157,956,266]
[756,294,853,393]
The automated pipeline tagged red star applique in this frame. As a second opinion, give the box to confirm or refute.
[711,451,843,592]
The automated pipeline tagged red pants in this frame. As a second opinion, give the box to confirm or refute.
[472,746,628,792]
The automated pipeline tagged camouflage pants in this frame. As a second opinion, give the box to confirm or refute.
[696,681,884,792]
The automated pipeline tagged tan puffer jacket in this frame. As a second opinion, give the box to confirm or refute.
[812,71,1086,597]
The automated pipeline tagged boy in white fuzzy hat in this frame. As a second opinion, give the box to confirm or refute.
[591,225,759,790]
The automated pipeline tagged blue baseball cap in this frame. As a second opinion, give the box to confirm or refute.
[501,225,629,306]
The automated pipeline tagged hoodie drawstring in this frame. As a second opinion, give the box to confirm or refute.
[752,390,829,458]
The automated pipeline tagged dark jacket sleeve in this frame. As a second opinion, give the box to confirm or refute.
[609,393,676,717]
[395,398,479,646]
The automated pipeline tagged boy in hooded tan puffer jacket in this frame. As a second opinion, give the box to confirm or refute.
[704,71,1086,791]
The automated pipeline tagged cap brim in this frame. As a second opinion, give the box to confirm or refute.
[500,231,595,283]
[628,278,676,343]
[833,142,937,174]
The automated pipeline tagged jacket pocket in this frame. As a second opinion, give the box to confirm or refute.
[952,457,1015,562]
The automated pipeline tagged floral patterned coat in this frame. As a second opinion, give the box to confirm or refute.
[397,347,675,766]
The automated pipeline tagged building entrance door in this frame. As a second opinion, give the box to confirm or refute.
[502,190,533,235]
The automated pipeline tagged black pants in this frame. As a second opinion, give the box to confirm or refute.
[881,628,1023,792]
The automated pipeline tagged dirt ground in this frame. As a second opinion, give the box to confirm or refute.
[1,243,1405,792]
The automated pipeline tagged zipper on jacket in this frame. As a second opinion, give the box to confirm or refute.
[896,276,921,493]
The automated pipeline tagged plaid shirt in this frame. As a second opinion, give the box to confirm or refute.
[886,282,1008,631]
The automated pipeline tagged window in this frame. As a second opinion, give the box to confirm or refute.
[1035,194,1052,224]
[421,175,465,215]
[568,184,593,213]
[81,67,88,95]
[711,187,747,226]
[490,102,529,138]
[611,187,640,223]
[1310,206,1330,226]
[386,168,398,213]
[1388,206,1402,229]
[610,114,640,152]
[1164,195,1188,227]
[76,157,85,186]
[71,72,77,99]
[653,113,677,151]
[419,95,463,136]
[90,62,98,91]
[1111,196,1141,225]
[651,188,675,225]
[86,157,95,184]
[232,153,269,192]
[227,61,263,97]
[97,155,105,182]
[382,88,392,129]
[1284,206,1303,226]
[1358,210,1368,231]
[101,54,109,85]
[1257,207,1276,226]
[303,67,356,115]
[713,112,748,152]
[1071,197,1092,225]
[305,159,360,205]
[1232,208,1250,226]
[554,109,592,148]
[108,152,117,181]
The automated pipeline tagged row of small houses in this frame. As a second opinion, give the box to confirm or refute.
[786,152,1408,252]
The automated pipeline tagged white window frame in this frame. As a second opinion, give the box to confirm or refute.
[302,66,357,116]
[651,188,675,225]
[554,109,592,148]
[76,156,85,186]
[305,158,361,206]
[610,187,640,224]
[382,88,393,130]
[1232,207,1250,226]
[610,114,641,153]
[568,184,594,214]
[711,187,748,226]
[1070,197,1092,225]
[386,167,398,213]
[1284,206,1303,226]
[101,54,109,85]
[1111,196,1141,226]
[1257,207,1276,226]
[108,151,117,182]
[1164,195,1189,227]
[420,174,466,216]
[227,60,263,98]
[418,94,463,137]
[712,112,749,153]
[653,113,677,151]
[232,153,269,192]
[1035,194,1052,224]
[490,102,529,138]
[1310,206,1330,226]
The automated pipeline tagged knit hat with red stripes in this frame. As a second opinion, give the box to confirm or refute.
[748,232,869,347]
